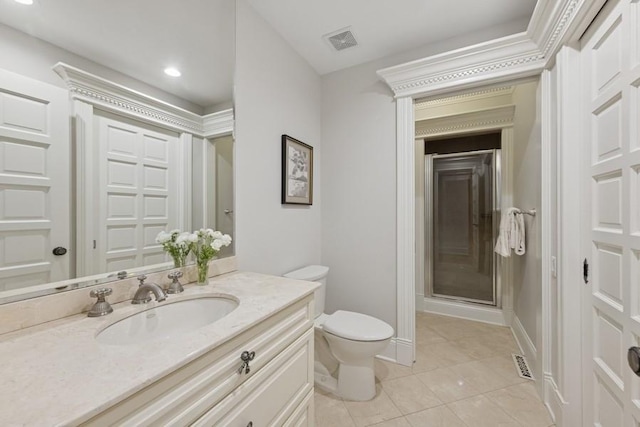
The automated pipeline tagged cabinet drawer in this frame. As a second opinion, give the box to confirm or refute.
[83,296,313,426]
[282,390,313,427]
[192,329,313,427]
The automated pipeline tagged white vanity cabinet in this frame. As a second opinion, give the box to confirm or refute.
[82,295,314,427]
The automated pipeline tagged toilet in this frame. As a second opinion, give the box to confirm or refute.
[284,265,394,401]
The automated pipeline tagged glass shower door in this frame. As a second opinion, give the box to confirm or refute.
[426,150,499,306]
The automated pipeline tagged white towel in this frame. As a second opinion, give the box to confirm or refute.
[495,208,526,257]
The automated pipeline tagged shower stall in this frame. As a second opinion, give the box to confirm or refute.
[425,149,501,306]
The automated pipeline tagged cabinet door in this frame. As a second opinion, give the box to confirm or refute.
[193,330,313,427]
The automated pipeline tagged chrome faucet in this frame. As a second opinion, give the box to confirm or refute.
[132,275,167,304]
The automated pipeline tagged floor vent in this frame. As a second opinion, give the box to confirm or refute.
[512,354,534,380]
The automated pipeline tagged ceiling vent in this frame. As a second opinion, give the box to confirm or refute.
[324,27,358,52]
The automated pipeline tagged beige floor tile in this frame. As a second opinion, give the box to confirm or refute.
[343,384,402,427]
[412,346,446,374]
[415,326,448,345]
[381,376,442,415]
[405,405,467,427]
[427,318,489,341]
[423,341,476,368]
[447,395,520,427]
[487,382,554,427]
[481,355,528,387]
[375,358,414,382]
[369,416,411,427]
[454,359,514,393]
[415,312,458,326]
[315,389,356,427]
[416,367,483,403]
[478,331,521,354]
[448,335,499,360]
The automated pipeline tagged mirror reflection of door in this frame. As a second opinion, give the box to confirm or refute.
[211,135,234,257]
[0,70,70,293]
[90,112,181,276]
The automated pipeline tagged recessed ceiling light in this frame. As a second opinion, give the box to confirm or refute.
[15,0,34,5]
[164,67,181,77]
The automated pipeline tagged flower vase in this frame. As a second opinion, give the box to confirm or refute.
[172,255,186,268]
[196,259,209,285]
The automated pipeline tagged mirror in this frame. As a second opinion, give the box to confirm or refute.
[0,0,236,303]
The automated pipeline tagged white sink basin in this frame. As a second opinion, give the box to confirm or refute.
[96,296,238,345]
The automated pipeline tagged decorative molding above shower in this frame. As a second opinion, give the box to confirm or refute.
[416,105,515,138]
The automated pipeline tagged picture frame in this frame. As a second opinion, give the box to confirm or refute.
[281,134,313,205]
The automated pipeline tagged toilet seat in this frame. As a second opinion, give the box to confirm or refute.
[322,310,394,342]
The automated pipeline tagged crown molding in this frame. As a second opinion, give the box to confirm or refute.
[415,86,513,110]
[416,105,515,138]
[53,63,233,137]
[377,0,605,98]
[203,109,234,138]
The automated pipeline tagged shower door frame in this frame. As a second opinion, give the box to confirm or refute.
[425,148,502,307]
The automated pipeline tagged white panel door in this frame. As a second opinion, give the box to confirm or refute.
[94,113,179,275]
[581,0,640,424]
[0,69,70,292]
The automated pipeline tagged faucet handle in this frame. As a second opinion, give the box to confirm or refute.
[88,288,113,317]
[137,274,147,286]
[90,287,112,299]
[167,271,184,294]
[168,271,183,280]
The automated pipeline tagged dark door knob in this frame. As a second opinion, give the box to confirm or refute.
[628,347,640,377]
[52,247,67,256]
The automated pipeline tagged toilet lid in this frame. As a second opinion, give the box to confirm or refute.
[323,310,394,342]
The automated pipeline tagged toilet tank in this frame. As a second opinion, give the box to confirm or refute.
[283,265,328,318]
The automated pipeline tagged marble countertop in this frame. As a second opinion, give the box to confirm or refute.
[0,271,318,426]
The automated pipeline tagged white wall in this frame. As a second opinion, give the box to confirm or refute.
[234,0,322,276]
[0,23,203,114]
[511,81,543,382]
[321,22,532,330]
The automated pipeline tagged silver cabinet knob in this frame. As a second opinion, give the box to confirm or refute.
[237,350,256,374]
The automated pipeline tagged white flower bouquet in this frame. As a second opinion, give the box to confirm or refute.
[155,229,195,267]
[189,228,232,284]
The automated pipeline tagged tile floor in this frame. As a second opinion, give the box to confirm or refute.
[314,312,555,427]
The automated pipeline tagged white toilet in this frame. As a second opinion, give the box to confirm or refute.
[284,265,394,401]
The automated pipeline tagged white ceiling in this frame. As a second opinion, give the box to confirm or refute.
[0,0,538,108]
[247,0,538,75]
[0,0,235,109]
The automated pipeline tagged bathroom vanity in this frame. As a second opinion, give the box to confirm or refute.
[0,272,317,426]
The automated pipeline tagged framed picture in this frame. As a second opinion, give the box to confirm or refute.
[282,134,313,205]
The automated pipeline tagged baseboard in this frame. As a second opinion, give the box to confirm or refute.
[544,374,566,426]
[377,337,397,363]
[376,337,414,367]
[511,315,538,380]
[423,296,508,326]
[395,338,414,367]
